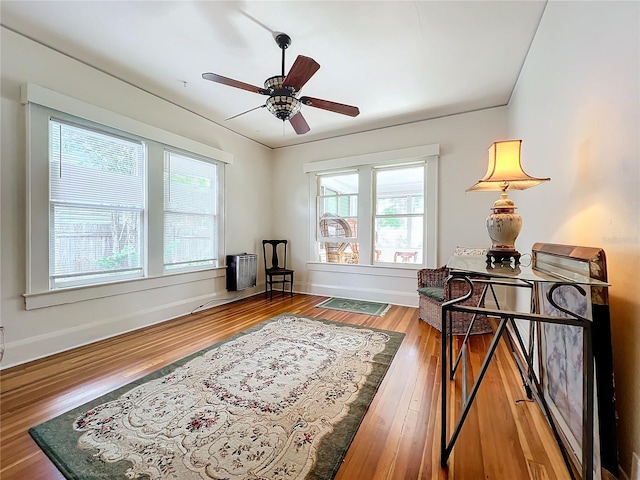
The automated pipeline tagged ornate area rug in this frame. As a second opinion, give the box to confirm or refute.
[29,313,404,480]
[315,297,391,317]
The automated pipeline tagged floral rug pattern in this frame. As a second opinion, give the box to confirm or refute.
[30,314,404,480]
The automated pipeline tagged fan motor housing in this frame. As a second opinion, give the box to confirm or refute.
[264,75,295,95]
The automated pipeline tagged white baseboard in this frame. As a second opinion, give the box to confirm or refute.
[1,288,260,369]
[303,282,419,307]
[2,282,417,369]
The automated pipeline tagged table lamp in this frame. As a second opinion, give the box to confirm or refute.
[466,140,549,265]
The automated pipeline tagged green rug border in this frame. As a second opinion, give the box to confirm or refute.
[315,297,392,317]
[29,313,405,480]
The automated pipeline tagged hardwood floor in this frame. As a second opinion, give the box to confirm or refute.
[0,293,570,480]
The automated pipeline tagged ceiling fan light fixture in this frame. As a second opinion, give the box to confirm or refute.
[202,32,359,132]
[266,95,301,120]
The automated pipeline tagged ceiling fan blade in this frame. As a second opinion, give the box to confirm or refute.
[226,104,266,121]
[202,72,269,95]
[289,112,310,135]
[299,96,360,117]
[283,56,320,91]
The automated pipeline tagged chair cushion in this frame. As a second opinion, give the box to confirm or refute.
[417,286,445,302]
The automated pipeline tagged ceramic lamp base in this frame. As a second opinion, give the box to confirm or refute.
[485,191,523,265]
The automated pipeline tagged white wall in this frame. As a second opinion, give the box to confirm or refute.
[0,27,273,368]
[272,107,508,305]
[508,1,640,476]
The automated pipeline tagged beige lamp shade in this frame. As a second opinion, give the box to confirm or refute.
[466,140,550,192]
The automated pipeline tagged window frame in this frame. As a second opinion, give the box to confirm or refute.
[47,117,147,289]
[305,145,439,269]
[373,163,426,265]
[23,83,231,309]
[163,149,220,273]
[317,171,359,246]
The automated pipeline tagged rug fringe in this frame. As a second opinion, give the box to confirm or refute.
[379,303,392,316]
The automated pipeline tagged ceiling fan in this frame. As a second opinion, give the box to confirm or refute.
[202,33,360,135]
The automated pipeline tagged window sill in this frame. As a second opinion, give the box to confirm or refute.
[23,267,225,310]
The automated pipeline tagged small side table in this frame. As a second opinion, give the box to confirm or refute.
[440,254,609,480]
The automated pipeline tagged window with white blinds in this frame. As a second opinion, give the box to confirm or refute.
[49,119,145,288]
[24,89,230,305]
[164,151,218,271]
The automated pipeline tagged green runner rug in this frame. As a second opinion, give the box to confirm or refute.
[315,297,391,316]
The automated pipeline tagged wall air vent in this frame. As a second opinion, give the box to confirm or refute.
[226,254,257,291]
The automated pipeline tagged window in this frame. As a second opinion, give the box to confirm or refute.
[24,84,230,305]
[317,173,359,263]
[315,165,425,265]
[164,151,218,271]
[306,144,438,268]
[374,165,424,264]
[49,119,145,288]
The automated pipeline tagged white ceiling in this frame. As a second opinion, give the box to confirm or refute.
[1,1,546,149]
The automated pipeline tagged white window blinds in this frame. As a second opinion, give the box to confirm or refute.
[49,119,145,288]
[163,151,218,270]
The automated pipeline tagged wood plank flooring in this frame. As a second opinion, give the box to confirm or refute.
[0,293,571,480]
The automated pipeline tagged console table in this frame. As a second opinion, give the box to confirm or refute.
[439,249,616,480]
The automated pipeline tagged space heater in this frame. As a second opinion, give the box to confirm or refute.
[226,253,257,291]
